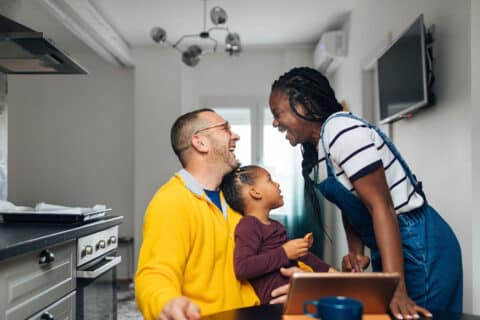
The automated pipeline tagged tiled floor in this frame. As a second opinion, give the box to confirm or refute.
[117,281,143,320]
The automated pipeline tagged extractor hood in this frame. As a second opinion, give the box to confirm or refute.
[0,14,87,74]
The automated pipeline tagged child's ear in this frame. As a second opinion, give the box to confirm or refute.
[248,187,262,200]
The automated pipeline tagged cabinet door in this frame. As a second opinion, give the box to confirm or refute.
[28,291,76,320]
[0,240,76,319]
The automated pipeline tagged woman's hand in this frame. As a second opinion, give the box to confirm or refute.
[389,283,432,319]
[282,238,310,259]
[341,252,370,272]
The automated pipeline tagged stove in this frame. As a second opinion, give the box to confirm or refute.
[76,225,121,320]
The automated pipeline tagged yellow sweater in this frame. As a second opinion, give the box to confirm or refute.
[135,170,259,320]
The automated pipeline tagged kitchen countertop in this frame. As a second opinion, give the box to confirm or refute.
[0,215,123,261]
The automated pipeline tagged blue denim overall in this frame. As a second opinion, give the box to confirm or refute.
[316,113,463,312]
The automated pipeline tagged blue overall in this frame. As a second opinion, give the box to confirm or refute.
[316,113,463,312]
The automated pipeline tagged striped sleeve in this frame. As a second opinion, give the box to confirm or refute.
[323,117,383,181]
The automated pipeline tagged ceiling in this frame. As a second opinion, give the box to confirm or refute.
[3,0,355,68]
[13,0,354,49]
[89,0,355,48]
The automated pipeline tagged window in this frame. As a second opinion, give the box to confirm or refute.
[262,109,303,216]
[214,106,302,216]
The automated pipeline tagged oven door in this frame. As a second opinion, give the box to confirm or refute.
[76,252,121,320]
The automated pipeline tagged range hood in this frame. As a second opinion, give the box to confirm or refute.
[0,14,87,74]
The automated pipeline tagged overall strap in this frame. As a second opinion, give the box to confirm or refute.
[320,112,422,193]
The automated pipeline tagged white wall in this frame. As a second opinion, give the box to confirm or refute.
[132,47,183,265]
[191,48,313,104]
[471,0,480,314]
[7,50,135,238]
[333,0,474,312]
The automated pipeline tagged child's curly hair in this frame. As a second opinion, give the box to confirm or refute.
[220,165,260,213]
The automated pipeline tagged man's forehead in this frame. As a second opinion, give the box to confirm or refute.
[199,110,224,123]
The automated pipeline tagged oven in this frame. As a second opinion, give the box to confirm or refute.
[76,225,122,320]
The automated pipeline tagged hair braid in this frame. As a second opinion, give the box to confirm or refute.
[221,165,259,214]
[272,67,342,123]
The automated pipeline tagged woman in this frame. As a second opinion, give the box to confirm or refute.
[268,67,462,319]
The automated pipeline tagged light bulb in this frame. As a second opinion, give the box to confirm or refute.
[182,45,202,67]
[210,6,227,25]
[151,27,167,43]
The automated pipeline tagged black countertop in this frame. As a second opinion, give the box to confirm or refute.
[0,215,123,261]
[203,304,480,320]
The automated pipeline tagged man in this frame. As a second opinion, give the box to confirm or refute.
[135,109,260,320]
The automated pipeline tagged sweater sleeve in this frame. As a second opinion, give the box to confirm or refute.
[299,252,331,272]
[135,188,191,320]
[234,217,289,280]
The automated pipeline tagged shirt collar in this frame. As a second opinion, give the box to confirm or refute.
[177,169,204,196]
[176,169,228,217]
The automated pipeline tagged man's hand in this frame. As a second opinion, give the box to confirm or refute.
[158,296,201,320]
[282,238,310,259]
[269,266,304,304]
[341,252,370,272]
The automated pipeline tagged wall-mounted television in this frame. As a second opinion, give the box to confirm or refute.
[377,14,434,124]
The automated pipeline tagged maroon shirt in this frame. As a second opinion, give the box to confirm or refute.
[234,215,330,304]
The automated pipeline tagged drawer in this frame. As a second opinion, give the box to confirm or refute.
[28,291,76,320]
[0,240,76,320]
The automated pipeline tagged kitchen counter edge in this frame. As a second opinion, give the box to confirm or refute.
[0,216,123,261]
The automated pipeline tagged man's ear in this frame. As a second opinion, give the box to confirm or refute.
[248,187,262,200]
[191,134,209,153]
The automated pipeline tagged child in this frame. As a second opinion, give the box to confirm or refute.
[221,165,335,304]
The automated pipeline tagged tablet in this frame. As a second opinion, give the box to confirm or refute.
[284,272,400,315]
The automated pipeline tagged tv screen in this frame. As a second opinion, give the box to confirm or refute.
[377,14,432,124]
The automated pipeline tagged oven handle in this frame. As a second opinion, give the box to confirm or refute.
[76,255,122,279]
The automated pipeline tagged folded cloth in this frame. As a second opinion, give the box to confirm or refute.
[34,202,107,214]
[0,200,18,211]
[0,200,33,212]
[0,201,107,215]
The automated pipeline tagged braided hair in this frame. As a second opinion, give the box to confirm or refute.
[220,165,260,214]
[271,67,341,239]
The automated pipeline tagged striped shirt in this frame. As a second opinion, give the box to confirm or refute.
[316,112,424,214]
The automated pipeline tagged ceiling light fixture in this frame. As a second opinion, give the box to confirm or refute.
[150,0,242,67]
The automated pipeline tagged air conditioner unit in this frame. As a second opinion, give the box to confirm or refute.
[313,30,347,74]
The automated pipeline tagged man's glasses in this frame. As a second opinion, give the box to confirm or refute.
[193,121,231,135]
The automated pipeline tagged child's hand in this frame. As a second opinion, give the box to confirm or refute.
[282,238,310,259]
[304,232,314,248]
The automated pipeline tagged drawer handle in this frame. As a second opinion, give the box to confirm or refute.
[38,249,55,265]
[40,311,55,320]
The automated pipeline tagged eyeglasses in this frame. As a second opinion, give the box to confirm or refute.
[193,121,231,135]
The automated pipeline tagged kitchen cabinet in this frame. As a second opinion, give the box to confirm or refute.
[28,291,76,320]
[0,240,76,320]
[0,216,123,319]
